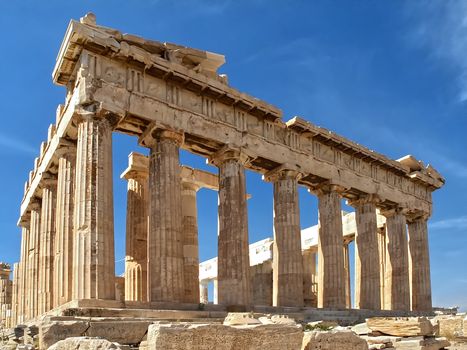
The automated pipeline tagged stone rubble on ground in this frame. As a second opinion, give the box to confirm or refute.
[302,329,369,350]
[367,317,434,337]
[47,336,125,350]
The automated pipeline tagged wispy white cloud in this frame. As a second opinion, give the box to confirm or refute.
[430,215,467,230]
[0,132,36,155]
[407,1,467,103]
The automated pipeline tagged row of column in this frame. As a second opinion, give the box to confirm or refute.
[14,113,116,323]
[12,111,432,326]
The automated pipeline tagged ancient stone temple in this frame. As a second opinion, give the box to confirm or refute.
[0,263,12,328]
[8,13,444,335]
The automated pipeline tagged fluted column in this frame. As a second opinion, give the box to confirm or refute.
[407,214,432,311]
[315,184,346,309]
[382,208,410,311]
[54,143,76,307]
[11,263,19,326]
[38,178,57,315]
[18,226,29,323]
[210,148,251,307]
[265,167,303,307]
[147,130,184,302]
[377,226,387,308]
[302,250,317,307]
[200,282,209,304]
[73,113,115,300]
[349,195,381,310]
[28,202,41,319]
[121,153,148,302]
[181,181,200,304]
[343,243,351,309]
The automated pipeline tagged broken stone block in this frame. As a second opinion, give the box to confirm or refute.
[223,312,261,325]
[392,336,450,350]
[48,336,124,349]
[436,316,463,339]
[302,330,369,350]
[352,322,372,335]
[85,320,151,345]
[366,318,434,337]
[39,320,89,349]
[147,322,303,350]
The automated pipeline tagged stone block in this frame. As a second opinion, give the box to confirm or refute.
[147,322,303,350]
[39,320,89,349]
[48,336,124,349]
[392,336,450,350]
[366,318,433,337]
[302,330,369,350]
[436,316,463,339]
[85,320,151,345]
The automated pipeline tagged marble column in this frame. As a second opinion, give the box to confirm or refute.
[122,155,148,302]
[265,168,303,307]
[377,226,387,310]
[28,202,41,318]
[181,180,200,304]
[200,282,209,304]
[211,148,251,307]
[350,196,381,310]
[73,113,115,300]
[302,250,317,307]
[18,226,29,323]
[407,214,432,311]
[382,208,410,311]
[147,130,184,302]
[54,144,76,307]
[213,279,218,305]
[343,243,351,309]
[11,263,19,326]
[315,184,346,309]
[38,178,57,315]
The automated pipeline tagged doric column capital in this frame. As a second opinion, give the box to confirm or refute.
[380,205,409,218]
[120,152,149,181]
[262,164,302,182]
[405,210,430,223]
[55,138,77,158]
[347,193,382,208]
[138,122,184,148]
[74,105,121,131]
[181,180,201,192]
[308,181,347,197]
[29,198,42,212]
[208,145,251,167]
[40,173,58,190]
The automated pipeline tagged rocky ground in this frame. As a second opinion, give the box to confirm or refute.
[0,313,466,349]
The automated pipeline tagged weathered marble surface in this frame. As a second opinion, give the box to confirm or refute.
[367,317,434,337]
[302,330,369,350]
[147,322,303,350]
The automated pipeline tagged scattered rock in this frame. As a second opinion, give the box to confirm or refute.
[39,320,89,349]
[392,336,450,350]
[302,330,369,350]
[436,316,463,339]
[48,336,124,349]
[223,312,260,325]
[367,317,434,337]
[352,322,372,335]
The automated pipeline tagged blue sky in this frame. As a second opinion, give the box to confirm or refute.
[0,1,466,310]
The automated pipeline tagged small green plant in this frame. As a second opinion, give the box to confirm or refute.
[304,323,334,331]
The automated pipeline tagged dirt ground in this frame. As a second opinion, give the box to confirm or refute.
[448,342,467,350]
